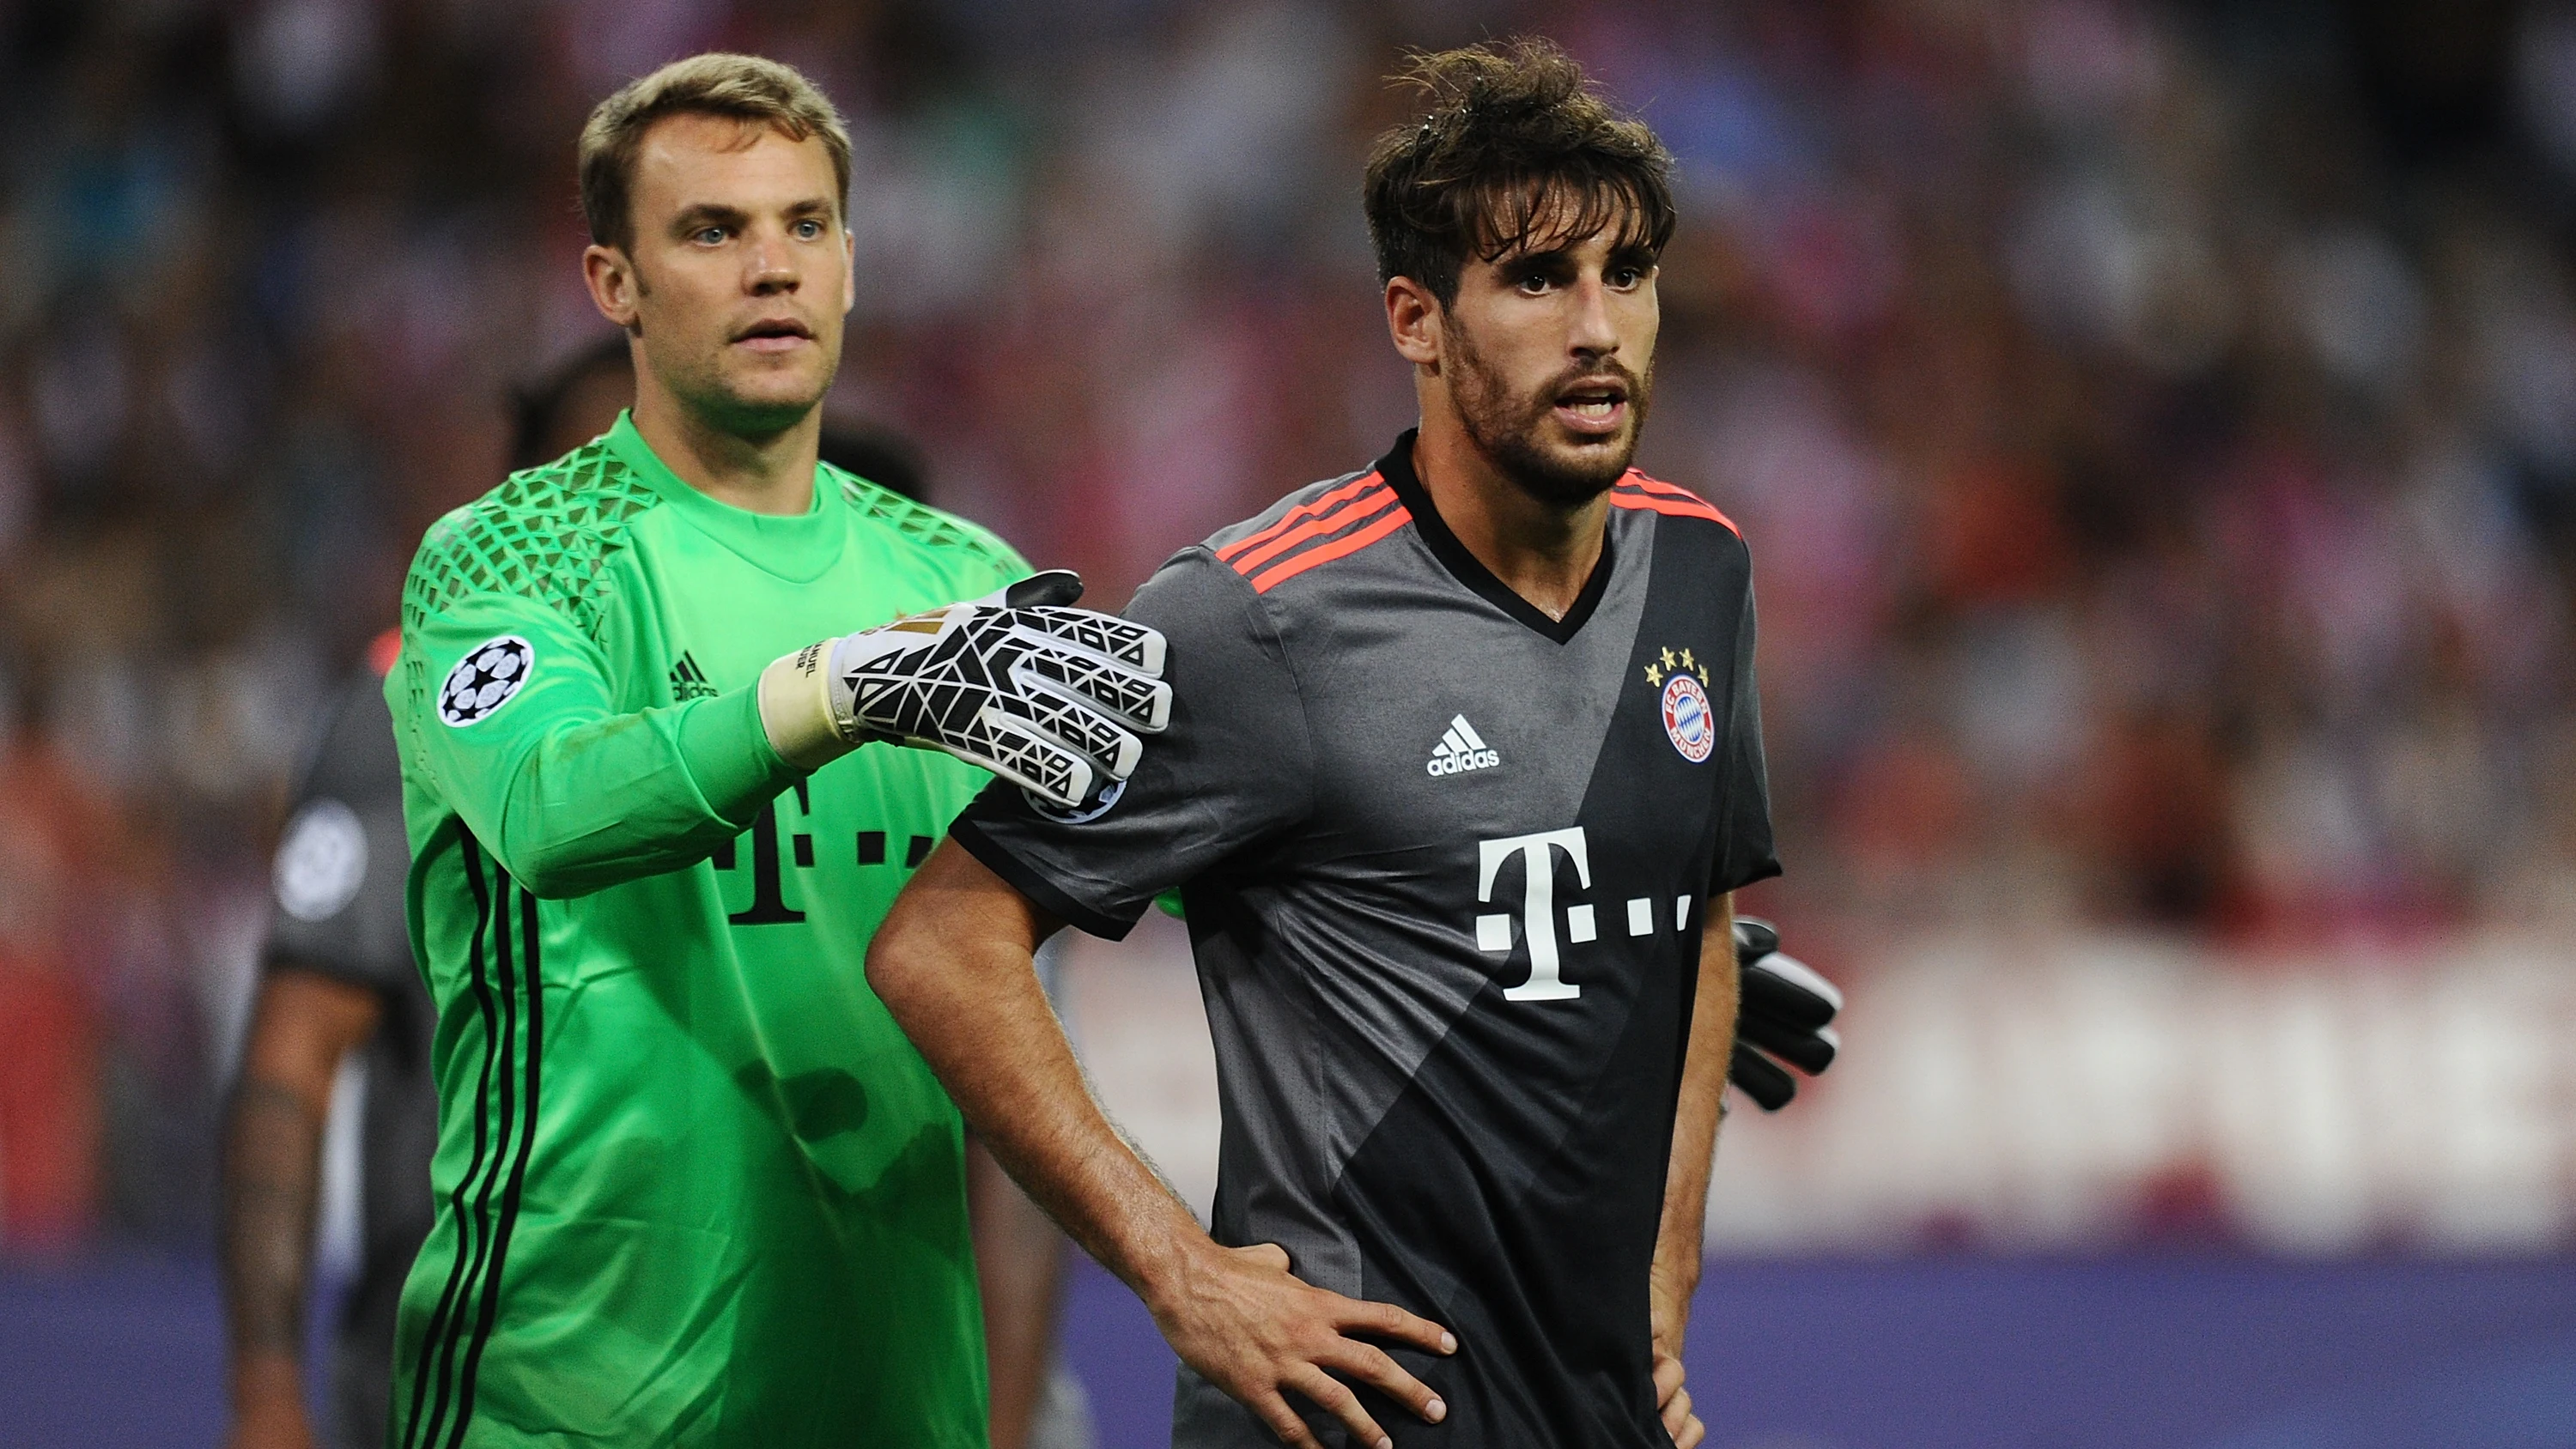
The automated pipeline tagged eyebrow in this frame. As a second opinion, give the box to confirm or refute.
[1497,246,1579,275]
[1604,239,1661,270]
[669,203,746,236]
[666,198,837,235]
[1490,236,1660,276]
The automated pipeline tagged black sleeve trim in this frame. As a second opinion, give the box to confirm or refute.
[948,817,1144,942]
[1711,858,1784,895]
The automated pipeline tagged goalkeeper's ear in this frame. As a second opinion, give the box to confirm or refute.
[1000,570,1084,609]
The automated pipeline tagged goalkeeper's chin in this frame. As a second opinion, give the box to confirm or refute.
[693,372,831,442]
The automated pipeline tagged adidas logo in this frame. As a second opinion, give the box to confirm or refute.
[669,651,717,702]
[1426,714,1502,777]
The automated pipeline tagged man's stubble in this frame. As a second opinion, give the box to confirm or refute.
[1443,318,1652,510]
[630,261,837,441]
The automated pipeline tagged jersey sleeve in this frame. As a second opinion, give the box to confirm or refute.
[949,546,1313,938]
[396,526,802,901]
[1711,563,1782,894]
[267,677,415,996]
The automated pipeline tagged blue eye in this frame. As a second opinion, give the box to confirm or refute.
[794,219,825,239]
[694,227,727,246]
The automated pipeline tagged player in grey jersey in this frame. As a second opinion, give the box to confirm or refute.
[224,646,440,1449]
[874,39,1787,1449]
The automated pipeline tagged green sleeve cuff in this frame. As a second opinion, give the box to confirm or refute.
[677,683,805,827]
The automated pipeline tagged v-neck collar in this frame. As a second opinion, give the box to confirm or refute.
[1375,429,1615,645]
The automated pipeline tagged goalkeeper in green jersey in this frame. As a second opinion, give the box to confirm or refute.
[384,54,1165,1448]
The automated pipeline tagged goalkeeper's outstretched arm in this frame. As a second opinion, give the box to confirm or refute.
[403,570,1162,899]
[402,594,806,899]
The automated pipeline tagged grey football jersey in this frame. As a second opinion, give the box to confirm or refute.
[267,668,438,1449]
[954,432,1777,1448]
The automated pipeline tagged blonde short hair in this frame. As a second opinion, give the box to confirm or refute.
[578,52,853,252]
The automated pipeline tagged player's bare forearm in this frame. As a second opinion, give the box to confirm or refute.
[1655,892,1737,1333]
[872,843,1457,1449]
[224,1076,320,1357]
[1645,894,1735,1449]
[868,843,1202,1288]
[220,970,380,1448]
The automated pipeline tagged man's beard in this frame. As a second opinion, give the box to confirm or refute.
[1445,325,1652,509]
[632,272,835,440]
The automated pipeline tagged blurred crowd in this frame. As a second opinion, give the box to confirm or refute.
[0,0,2571,1250]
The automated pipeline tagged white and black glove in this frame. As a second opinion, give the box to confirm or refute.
[1728,916,1841,1111]
[758,570,1170,809]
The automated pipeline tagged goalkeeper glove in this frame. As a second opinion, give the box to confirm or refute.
[757,570,1171,809]
[1728,916,1841,1111]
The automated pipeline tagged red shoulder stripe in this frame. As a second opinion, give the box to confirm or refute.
[1249,500,1413,593]
[1613,490,1739,529]
[1226,482,1394,578]
[1613,472,1739,535]
[368,627,403,678]
[1218,473,1385,566]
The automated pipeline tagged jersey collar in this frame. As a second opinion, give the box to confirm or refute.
[604,412,845,583]
[1376,428,1616,645]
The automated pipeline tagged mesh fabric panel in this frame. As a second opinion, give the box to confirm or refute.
[396,439,661,766]
[824,464,1020,577]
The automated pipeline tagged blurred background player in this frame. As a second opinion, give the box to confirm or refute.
[221,627,426,1449]
[219,346,645,1449]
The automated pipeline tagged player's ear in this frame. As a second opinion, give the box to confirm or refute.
[841,223,857,317]
[584,244,641,331]
[1387,276,1442,369]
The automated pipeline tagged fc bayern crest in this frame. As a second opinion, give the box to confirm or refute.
[1661,674,1716,763]
[439,635,534,727]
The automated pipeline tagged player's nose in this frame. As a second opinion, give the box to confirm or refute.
[1567,276,1619,356]
[744,239,799,293]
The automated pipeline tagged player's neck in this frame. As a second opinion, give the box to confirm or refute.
[1411,411,1610,622]
[630,388,821,517]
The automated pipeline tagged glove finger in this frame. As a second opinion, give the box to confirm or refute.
[1738,1013,1836,1076]
[1732,915,1780,962]
[1728,1042,1796,1112]
[1739,953,1841,1030]
[1010,607,1166,676]
[1002,570,1085,609]
[1002,676,1144,780]
[1753,951,1842,1017]
[1016,640,1173,733]
[921,706,1098,809]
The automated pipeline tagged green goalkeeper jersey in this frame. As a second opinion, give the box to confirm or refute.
[385,413,1023,1448]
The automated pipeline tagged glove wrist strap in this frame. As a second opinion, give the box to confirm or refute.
[757,639,859,771]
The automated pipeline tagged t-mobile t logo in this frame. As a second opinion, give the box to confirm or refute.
[1475,828,1593,1002]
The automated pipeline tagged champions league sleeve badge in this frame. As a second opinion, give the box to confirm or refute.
[274,797,368,922]
[439,635,535,727]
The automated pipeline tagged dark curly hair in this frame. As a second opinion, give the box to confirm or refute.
[1363,38,1677,306]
